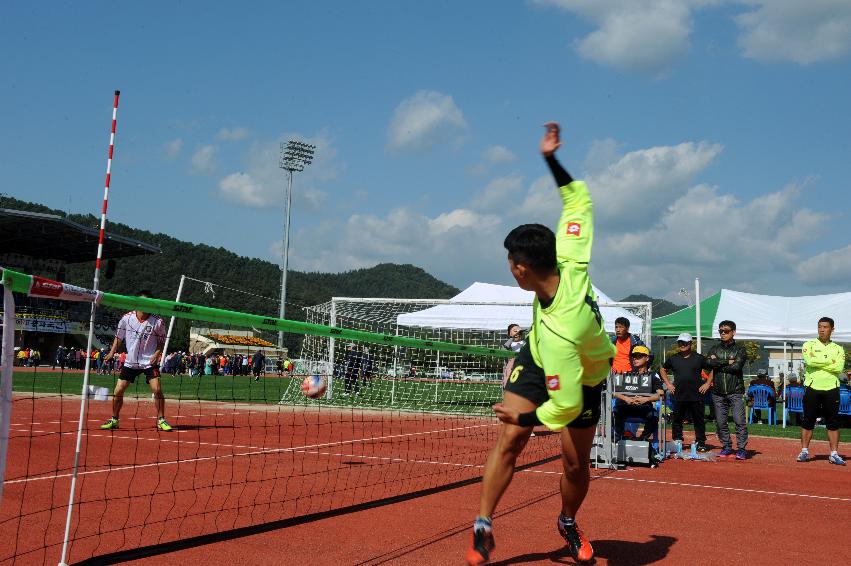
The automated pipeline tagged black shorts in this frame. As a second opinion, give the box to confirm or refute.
[503,343,603,429]
[801,386,840,431]
[120,366,160,384]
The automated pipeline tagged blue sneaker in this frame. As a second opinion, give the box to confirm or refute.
[735,449,747,460]
[718,448,734,458]
[828,453,846,466]
[796,450,809,463]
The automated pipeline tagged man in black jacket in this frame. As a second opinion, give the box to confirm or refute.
[706,320,748,459]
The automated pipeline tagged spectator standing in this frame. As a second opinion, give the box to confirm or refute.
[252,350,265,381]
[747,368,777,424]
[705,320,749,460]
[798,317,845,466]
[343,344,361,395]
[611,317,644,374]
[501,324,526,386]
[660,333,711,452]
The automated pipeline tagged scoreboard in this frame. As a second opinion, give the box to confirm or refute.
[612,372,655,395]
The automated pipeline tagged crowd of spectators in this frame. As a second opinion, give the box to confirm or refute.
[160,350,292,380]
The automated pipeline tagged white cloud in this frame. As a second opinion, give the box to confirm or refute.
[268,136,841,300]
[483,145,516,164]
[735,0,851,64]
[586,141,724,228]
[591,180,831,297]
[216,131,338,209]
[471,174,525,212]
[217,127,250,141]
[796,245,851,285]
[387,90,468,151]
[534,0,719,76]
[163,138,183,160]
[219,172,266,207]
[285,205,505,283]
[191,145,217,175]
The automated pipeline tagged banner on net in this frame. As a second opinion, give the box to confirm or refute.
[28,276,103,304]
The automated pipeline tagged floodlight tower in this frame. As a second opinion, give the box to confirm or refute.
[278,139,316,348]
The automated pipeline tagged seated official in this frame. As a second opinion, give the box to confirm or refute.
[613,345,664,441]
[747,368,777,423]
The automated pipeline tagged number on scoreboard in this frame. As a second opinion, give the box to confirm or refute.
[612,372,654,395]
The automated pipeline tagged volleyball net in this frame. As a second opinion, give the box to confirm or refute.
[0,268,562,565]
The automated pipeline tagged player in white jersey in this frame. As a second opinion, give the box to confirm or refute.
[100,290,173,431]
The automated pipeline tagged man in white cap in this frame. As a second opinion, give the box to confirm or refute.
[660,333,711,452]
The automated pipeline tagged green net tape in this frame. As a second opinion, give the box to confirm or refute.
[1,268,512,359]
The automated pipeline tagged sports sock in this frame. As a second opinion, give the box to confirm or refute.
[800,447,809,454]
[830,450,838,457]
[558,514,575,528]
[474,516,492,532]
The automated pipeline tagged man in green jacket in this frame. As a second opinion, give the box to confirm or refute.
[705,320,749,459]
[798,317,845,465]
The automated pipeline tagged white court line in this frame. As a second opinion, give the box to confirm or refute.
[11,413,241,427]
[3,422,497,485]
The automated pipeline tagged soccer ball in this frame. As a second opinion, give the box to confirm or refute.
[301,375,327,399]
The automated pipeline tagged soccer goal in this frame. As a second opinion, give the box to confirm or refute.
[287,296,653,416]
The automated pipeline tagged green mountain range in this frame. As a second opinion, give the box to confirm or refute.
[1,194,458,351]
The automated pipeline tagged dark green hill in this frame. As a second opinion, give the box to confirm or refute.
[619,294,685,318]
[1,194,458,351]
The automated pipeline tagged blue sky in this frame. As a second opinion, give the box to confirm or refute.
[3,0,850,301]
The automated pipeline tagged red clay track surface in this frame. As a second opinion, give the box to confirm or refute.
[2,393,849,565]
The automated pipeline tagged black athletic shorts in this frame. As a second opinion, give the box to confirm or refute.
[120,365,161,384]
[503,343,603,429]
[801,386,840,431]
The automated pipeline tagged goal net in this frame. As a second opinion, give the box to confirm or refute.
[286,296,653,414]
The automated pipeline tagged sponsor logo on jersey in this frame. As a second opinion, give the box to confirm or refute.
[566,222,581,236]
[546,375,560,390]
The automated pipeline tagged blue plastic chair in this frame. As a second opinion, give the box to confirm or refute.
[784,386,805,423]
[613,398,662,448]
[748,384,776,425]
[839,387,851,417]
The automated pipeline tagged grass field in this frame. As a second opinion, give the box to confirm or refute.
[10,369,504,415]
[9,369,838,439]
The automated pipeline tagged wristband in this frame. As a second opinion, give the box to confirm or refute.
[518,410,543,428]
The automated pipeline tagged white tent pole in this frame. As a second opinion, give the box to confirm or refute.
[695,278,702,353]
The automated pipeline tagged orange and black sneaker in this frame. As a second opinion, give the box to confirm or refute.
[557,518,594,564]
[466,527,495,566]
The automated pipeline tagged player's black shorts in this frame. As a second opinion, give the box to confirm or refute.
[801,386,840,431]
[503,343,603,429]
[120,365,161,384]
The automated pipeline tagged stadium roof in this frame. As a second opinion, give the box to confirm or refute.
[0,208,160,263]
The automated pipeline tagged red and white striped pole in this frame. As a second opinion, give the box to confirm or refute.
[59,90,121,566]
[93,90,121,287]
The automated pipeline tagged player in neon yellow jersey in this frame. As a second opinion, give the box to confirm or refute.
[466,123,615,566]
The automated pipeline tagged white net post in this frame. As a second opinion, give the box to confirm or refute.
[325,299,336,399]
[0,285,15,505]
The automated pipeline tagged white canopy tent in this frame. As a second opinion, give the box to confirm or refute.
[396,282,644,335]
[654,288,851,342]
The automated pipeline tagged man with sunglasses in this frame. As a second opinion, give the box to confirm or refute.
[705,320,748,459]
[660,333,711,452]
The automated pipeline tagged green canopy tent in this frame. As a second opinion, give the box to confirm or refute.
[651,291,721,337]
